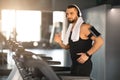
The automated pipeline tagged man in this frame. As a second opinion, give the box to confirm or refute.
[54,4,103,77]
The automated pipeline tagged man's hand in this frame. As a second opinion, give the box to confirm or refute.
[54,33,61,44]
[77,53,89,64]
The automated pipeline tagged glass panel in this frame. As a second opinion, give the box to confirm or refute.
[16,10,41,42]
[1,10,67,49]
[49,11,67,43]
[1,9,41,42]
[1,9,16,40]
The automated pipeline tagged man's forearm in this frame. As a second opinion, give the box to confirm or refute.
[58,40,70,49]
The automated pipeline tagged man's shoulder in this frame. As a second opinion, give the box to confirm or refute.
[82,23,91,28]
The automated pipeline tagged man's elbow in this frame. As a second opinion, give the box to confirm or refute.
[95,36,104,46]
[98,37,104,46]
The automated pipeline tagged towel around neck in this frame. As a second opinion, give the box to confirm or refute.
[63,17,84,45]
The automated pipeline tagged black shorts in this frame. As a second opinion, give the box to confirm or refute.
[70,60,92,76]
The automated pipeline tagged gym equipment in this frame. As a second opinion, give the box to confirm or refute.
[7,40,91,80]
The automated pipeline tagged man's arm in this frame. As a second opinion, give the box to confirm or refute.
[87,35,104,56]
[87,25,104,56]
[83,24,104,56]
[77,24,104,64]
[54,33,70,49]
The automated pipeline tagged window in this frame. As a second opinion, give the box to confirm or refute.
[1,9,41,42]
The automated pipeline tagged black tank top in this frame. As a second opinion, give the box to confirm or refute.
[69,32,93,64]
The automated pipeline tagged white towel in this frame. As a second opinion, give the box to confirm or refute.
[63,17,84,45]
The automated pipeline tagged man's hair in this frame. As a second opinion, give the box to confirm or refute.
[67,4,80,17]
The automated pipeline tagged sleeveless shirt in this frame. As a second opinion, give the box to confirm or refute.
[69,32,93,64]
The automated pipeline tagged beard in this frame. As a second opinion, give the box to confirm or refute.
[68,19,74,23]
[68,17,77,23]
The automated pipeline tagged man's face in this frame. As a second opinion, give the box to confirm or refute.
[66,8,78,23]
